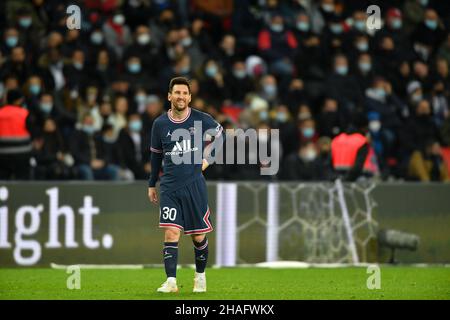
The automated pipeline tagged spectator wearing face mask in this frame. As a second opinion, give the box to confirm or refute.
[408,140,449,181]
[122,55,155,92]
[365,77,407,140]
[271,104,297,157]
[198,59,226,107]
[257,74,279,106]
[224,60,255,105]
[354,53,375,95]
[23,74,45,111]
[69,113,119,180]
[324,54,364,116]
[29,92,76,139]
[297,118,318,149]
[411,9,446,62]
[0,27,21,57]
[257,13,298,80]
[321,15,349,57]
[117,113,148,180]
[406,80,425,108]
[279,141,324,181]
[123,25,161,78]
[102,11,132,59]
[63,49,89,94]
[292,12,327,85]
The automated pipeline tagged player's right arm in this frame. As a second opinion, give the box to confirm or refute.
[148,120,163,204]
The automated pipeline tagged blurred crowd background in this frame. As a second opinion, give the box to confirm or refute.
[0,0,449,182]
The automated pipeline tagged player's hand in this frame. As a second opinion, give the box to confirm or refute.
[148,187,158,204]
[202,159,209,171]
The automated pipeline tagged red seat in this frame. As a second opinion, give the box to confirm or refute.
[441,147,450,174]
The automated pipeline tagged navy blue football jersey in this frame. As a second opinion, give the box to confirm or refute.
[150,107,223,193]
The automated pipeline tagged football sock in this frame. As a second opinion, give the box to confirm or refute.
[193,237,208,273]
[163,242,178,278]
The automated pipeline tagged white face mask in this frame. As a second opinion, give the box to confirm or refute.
[137,33,151,45]
[302,148,317,162]
[113,14,125,25]
[369,120,381,132]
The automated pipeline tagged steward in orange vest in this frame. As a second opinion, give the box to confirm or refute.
[0,89,34,179]
[331,132,379,181]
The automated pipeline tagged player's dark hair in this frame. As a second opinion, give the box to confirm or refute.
[169,77,191,93]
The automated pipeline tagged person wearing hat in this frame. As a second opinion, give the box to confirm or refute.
[0,89,34,179]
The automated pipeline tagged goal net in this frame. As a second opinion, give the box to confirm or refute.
[215,180,379,266]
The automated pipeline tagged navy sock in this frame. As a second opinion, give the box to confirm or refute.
[193,237,208,273]
[163,242,178,278]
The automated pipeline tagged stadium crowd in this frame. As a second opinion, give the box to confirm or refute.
[0,0,449,182]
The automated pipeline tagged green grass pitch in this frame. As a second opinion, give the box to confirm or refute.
[0,267,449,300]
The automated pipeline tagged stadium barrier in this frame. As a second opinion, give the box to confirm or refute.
[0,181,449,267]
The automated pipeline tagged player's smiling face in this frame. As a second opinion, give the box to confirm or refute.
[168,84,191,112]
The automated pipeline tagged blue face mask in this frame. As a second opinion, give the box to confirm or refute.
[335,65,348,75]
[354,21,366,32]
[30,84,41,95]
[129,120,142,132]
[390,18,402,30]
[6,36,18,48]
[180,66,190,74]
[358,62,372,72]
[302,127,315,138]
[91,32,103,44]
[233,69,246,79]
[264,84,277,97]
[135,94,146,104]
[374,88,386,99]
[276,112,288,123]
[270,24,284,33]
[128,63,141,74]
[330,24,343,34]
[259,110,269,121]
[73,62,83,70]
[205,65,218,78]
[39,102,53,114]
[103,135,117,144]
[296,21,310,32]
[425,19,437,30]
[19,17,32,28]
[82,125,96,135]
[356,42,368,52]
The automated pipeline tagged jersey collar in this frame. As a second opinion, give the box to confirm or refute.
[168,107,191,123]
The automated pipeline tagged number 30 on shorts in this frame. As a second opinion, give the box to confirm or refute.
[161,207,177,221]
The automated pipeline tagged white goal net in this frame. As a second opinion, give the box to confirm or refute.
[215,180,378,266]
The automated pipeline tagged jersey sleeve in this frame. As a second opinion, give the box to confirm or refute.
[150,120,163,153]
[202,113,223,139]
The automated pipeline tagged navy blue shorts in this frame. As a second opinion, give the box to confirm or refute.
[159,177,213,235]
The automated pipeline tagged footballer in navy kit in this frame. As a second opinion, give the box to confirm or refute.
[148,77,224,293]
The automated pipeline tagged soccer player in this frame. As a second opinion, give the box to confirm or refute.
[148,77,223,293]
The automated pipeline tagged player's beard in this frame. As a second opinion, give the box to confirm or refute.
[172,99,188,112]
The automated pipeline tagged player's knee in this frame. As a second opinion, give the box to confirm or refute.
[164,228,181,242]
[191,234,206,244]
